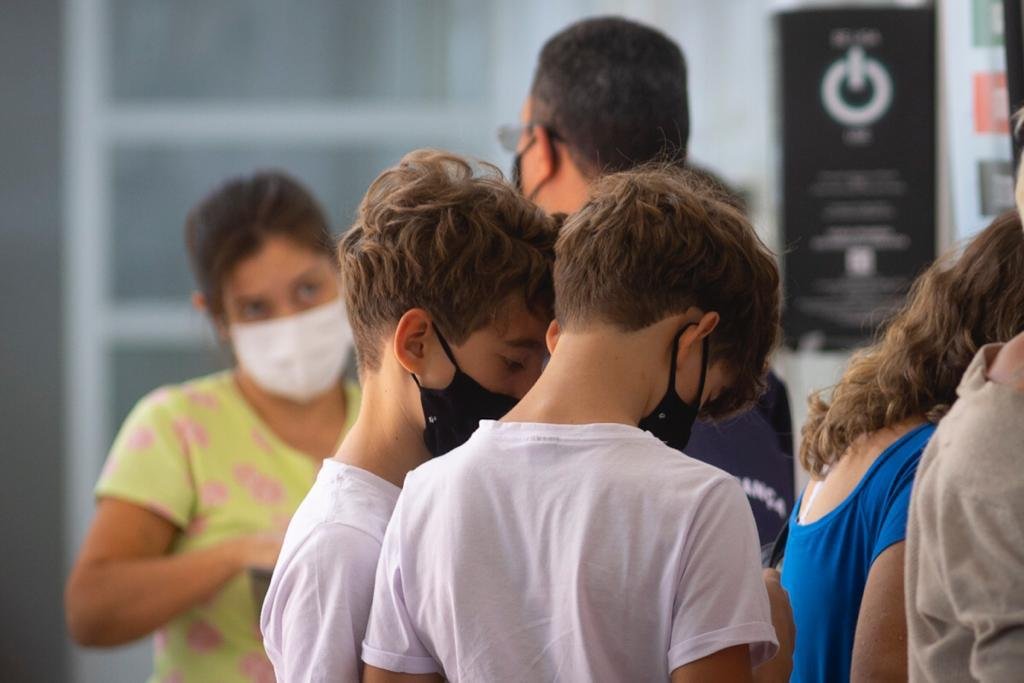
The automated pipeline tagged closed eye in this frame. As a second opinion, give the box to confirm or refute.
[501,356,526,372]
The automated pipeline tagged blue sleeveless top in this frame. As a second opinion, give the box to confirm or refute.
[780,423,935,683]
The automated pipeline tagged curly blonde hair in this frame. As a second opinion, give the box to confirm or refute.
[801,211,1024,477]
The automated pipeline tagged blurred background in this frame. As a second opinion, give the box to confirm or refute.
[0,0,1015,681]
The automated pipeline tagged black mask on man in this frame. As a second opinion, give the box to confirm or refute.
[638,329,709,452]
[512,135,535,196]
[512,133,553,202]
[414,327,519,457]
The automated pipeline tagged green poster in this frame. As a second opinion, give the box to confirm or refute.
[973,0,1005,47]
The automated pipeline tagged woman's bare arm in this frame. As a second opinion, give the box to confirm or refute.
[65,498,280,646]
[851,542,908,681]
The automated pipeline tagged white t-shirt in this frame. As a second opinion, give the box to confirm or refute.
[362,421,778,682]
[261,459,400,682]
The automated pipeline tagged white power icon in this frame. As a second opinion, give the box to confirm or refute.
[821,45,892,127]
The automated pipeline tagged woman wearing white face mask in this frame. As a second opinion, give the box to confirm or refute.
[66,171,359,683]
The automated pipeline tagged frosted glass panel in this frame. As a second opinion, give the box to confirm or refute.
[109,344,228,454]
[109,0,490,102]
[111,144,439,301]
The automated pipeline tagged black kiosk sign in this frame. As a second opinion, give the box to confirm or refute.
[780,8,935,350]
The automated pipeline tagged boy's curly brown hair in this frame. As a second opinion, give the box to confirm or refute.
[554,164,782,418]
[339,149,559,371]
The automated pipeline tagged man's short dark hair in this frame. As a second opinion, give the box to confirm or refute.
[530,16,689,175]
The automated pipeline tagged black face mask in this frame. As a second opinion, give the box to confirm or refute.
[638,330,709,452]
[512,135,534,195]
[512,134,551,201]
[414,327,519,458]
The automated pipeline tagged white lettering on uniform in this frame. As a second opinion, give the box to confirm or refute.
[740,477,788,519]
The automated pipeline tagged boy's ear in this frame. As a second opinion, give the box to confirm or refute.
[675,310,720,357]
[695,311,720,339]
[545,319,561,354]
[393,309,433,375]
[673,310,722,405]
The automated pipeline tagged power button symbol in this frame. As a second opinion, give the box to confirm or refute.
[821,45,892,127]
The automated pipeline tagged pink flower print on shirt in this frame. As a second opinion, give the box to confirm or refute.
[160,671,183,683]
[233,463,257,486]
[172,417,209,452]
[185,620,223,652]
[239,651,275,683]
[234,463,284,505]
[251,428,273,454]
[185,388,220,410]
[126,426,156,451]
[200,480,229,507]
[250,476,284,505]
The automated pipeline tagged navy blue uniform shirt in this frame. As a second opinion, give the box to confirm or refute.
[687,371,795,545]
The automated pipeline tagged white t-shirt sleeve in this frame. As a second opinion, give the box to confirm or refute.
[668,477,779,672]
[361,493,441,675]
[261,522,381,683]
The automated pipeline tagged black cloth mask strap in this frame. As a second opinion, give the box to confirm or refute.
[432,326,460,370]
[411,324,460,389]
[668,324,709,410]
[693,336,709,410]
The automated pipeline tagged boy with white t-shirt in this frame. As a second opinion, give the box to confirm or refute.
[259,150,558,681]
[363,167,788,682]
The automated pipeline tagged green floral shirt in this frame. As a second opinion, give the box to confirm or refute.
[96,372,359,683]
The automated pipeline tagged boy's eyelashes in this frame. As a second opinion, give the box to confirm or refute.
[501,355,527,372]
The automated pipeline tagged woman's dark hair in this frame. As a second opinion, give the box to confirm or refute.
[185,170,333,318]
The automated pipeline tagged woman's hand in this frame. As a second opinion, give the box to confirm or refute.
[233,531,285,570]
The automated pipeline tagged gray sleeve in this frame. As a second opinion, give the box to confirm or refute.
[929,385,1024,680]
[939,491,1024,679]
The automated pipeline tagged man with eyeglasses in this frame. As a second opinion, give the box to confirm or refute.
[499,15,796,551]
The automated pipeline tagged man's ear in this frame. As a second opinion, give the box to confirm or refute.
[393,309,433,375]
[531,125,558,182]
[545,319,561,354]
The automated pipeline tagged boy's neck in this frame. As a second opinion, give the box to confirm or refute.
[503,329,658,427]
[333,371,431,488]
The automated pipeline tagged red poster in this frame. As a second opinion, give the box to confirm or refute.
[974,71,1010,133]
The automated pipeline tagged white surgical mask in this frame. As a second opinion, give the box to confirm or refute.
[230,298,352,403]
